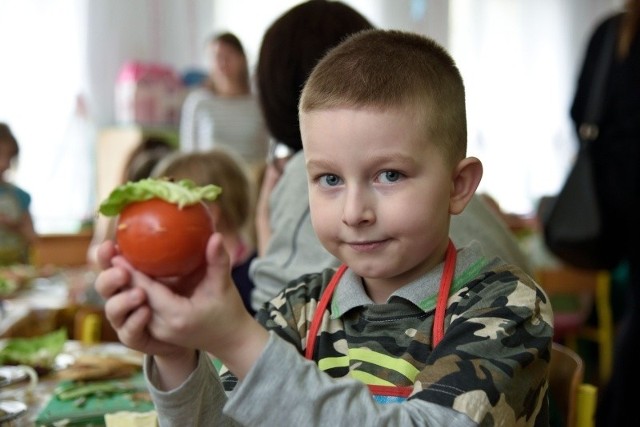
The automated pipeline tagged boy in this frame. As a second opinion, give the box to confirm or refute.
[96,30,553,426]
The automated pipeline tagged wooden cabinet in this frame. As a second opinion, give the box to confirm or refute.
[96,126,178,206]
[31,231,93,268]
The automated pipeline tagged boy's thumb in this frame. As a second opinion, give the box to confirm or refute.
[205,232,231,274]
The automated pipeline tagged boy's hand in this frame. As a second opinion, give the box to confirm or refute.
[134,233,269,376]
[95,235,269,380]
[94,240,186,358]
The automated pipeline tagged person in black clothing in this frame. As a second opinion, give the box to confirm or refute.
[570,1,640,425]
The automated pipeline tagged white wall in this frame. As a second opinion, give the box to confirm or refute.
[0,0,627,233]
[211,0,623,213]
[210,0,449,71]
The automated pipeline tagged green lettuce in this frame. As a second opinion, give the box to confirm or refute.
[99,178,222,217]
[0,328,67,369]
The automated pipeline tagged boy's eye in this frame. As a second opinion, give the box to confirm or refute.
[378,170,402,183]
[319,174,342,187]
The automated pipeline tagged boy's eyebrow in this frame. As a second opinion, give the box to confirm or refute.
[376,152,419,165]
[305,158,335,171]
[306,152,419,170]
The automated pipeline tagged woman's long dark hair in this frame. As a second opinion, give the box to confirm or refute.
[256,0,373,153]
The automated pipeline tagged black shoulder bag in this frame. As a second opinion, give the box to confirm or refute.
[542,18,621,270]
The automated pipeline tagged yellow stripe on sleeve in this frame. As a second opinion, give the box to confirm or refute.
[318,355,350,371]
[348,348,420,381]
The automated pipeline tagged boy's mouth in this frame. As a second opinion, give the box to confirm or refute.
[347,239,389,253]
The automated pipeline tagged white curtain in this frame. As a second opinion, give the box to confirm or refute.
[449,0,624,214]
[0,0,88,233]
[0,0,212,233]
[208,0,627,215]
[0,0,627,234]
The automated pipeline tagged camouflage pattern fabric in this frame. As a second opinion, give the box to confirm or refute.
[222,254,553,426]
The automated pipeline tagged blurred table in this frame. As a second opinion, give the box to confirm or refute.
[31,231,93,270]
[1,274,71,339]
[0,266,103,340]
[1,341,151,426]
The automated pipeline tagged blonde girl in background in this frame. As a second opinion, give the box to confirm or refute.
[152,148,257,315]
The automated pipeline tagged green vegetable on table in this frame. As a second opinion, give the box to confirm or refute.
[0,277,18,296]
[54,381,137,401]
[0,328,67,370]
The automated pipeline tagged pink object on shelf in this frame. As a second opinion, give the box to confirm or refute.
[115,61,185,127]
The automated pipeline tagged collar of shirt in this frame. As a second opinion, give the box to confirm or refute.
[329,241,491,319]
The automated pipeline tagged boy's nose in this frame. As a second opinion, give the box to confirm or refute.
[341,187,375,227]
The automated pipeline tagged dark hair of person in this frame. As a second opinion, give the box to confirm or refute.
[0,123,19,157]
[256,0,373,153]
[618,0,640,59]
[212,32,247,57]
[124,136,176,183]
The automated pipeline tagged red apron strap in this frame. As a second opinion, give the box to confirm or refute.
[432,240,457,347]
[305,240,456,357]
[368,384,414,398]
[305,264,348,359]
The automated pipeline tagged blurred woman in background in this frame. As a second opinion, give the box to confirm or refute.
[180,32,268,166]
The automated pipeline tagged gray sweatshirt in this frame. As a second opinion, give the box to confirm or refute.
[146,334,477,427]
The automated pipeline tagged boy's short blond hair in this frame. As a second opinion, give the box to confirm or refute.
[152,149,251,232]
[300,29,467,164]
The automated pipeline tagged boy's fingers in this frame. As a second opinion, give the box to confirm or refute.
[103,286,147,329]
[96,240,118,270]
[94,263,130,299]
[116,304,152,345]
[205,232,230,275]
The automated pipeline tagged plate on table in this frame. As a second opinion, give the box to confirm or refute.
[0,264,40,298]
[57,341,144,367]
[0,400,28,423]
[55,342,144,382]
[0,365,30,388]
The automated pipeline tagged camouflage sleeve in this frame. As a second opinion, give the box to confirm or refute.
[412,266,554,425]
[221,264,552,426]
[220,269,333,391]
[225,331,477,427]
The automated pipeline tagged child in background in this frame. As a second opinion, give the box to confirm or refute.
[94,30,553,426]
[151,149,257,315]
[0,123,37,265]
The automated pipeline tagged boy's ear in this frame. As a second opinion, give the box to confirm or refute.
[449,157,483,215]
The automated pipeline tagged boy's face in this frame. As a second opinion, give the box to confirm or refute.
[301,107,455,291]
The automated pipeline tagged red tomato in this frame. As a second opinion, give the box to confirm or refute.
[116,198,214,278]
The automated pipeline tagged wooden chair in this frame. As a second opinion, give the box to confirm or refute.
[549,342,598,427]
[536,266,613,384]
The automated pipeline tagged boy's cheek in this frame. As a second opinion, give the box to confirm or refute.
[310,206,337,239]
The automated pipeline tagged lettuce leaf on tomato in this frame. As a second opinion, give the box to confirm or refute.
[99,178,222,217]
